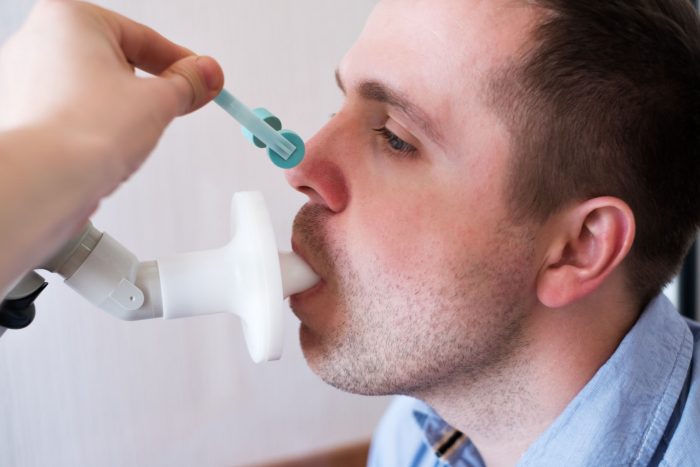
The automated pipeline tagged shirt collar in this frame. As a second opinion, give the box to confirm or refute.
[411,295,694,466]
[520,294,693,466]
[412,404,483,465]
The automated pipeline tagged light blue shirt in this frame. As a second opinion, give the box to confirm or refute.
[367,295,700,466]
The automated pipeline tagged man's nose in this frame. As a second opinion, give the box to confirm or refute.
[285,130,350,213]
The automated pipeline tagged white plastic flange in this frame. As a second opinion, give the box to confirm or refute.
[157,192,285,363]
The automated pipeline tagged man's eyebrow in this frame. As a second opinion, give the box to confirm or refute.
[334,69,443,145]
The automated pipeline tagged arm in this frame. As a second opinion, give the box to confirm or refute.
[0,125,100,297]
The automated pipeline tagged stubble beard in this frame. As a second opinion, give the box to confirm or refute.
[292,204,533,400]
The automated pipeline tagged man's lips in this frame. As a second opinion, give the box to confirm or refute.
[289,280,325,306]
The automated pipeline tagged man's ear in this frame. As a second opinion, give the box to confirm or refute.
[536,197,636,308]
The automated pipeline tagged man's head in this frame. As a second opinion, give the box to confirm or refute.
[285,0,700,397]
[492,0,700,306]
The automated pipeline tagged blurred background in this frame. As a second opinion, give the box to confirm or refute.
[0,1,389,466]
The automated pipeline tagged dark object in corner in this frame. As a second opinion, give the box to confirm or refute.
[0,282,48,329]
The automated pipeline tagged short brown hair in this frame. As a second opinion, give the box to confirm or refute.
[491,0,700,305]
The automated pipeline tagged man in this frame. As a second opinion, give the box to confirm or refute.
[286,0,700,465]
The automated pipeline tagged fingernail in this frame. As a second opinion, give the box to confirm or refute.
[196,56,224,91]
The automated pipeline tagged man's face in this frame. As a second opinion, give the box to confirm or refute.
[286,0,539,396]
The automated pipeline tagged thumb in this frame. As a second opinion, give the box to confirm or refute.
[155,55,224,118]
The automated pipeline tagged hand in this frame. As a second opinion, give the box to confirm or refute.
[0,0,224,192]
[0,0,224,296]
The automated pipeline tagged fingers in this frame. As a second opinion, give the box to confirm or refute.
[76,1,225,116]
[76,1,195,75]
[149,55,224,121]
[25,1,225,132]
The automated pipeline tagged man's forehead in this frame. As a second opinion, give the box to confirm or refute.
[337,0,538,145]
[368,0,538,63]
[342,0,538,92]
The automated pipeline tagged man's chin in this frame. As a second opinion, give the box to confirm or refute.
[297,325,398,397]
[298,323,329,374]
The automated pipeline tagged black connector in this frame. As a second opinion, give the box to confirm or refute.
[0,282,48,329]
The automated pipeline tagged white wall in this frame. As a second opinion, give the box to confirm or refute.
[0,1,388,466]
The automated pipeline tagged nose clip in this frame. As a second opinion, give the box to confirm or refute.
[214,89,306,168]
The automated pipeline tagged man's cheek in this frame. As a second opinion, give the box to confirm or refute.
[344,219,432,279]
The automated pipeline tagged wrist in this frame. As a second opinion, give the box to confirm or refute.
[0,124,106,282]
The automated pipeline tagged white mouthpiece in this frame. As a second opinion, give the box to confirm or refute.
[279,252,320,297]
[156,192,319,363]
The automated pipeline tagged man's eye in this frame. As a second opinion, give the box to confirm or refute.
[373,127,417,155]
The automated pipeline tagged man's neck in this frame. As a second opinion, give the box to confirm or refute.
[415,284,640,466]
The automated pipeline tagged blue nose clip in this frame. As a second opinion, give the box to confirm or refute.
[214,89,305,169]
